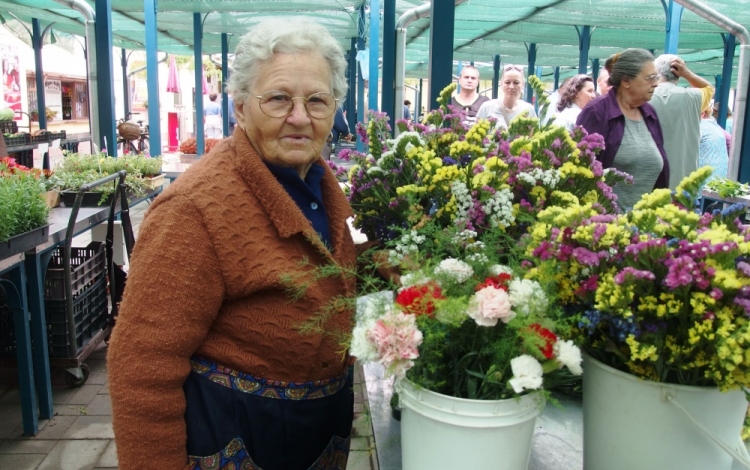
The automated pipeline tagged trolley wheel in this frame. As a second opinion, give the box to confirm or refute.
[64,364,90,388]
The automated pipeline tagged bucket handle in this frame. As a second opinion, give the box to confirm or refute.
[665,392,750,469]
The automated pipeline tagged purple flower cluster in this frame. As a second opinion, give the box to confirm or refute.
[614,267,656,285]
[663,255,713,290]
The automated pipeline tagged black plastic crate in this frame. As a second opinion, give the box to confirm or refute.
[0,121,18,134]
[0,293,15,358]
[47,130,66,142]
[44,242,106,301]
[3,134,28,147]
[46,276,108,358]
[29,133,49,144]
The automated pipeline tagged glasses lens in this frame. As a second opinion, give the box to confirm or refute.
[259,91,293,117]
[306,92,336,119]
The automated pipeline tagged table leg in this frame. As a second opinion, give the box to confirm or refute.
[25,252,54,419]
[2,264,39,436]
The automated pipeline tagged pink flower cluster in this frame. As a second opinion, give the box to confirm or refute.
[467,286,515,327]
[366,310,423,378]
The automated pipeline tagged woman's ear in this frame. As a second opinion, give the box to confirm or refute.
[234,101,246,130]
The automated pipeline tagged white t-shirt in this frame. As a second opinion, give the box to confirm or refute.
[552,104,582,132]
[476,99,537,129]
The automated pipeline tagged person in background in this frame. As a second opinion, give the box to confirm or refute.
[597,68,612,96]
[204,93,223,138]
[551,75,595,130]
[109,18,357,469]
[451,65,490,125]
[228,94,237,135]
[542,76,572,125]
[714,103,733,154]
[649,53,713,189]
[403,99,412,121]
[699,103,729,182]
[477,64,536,129]
[577,48,669,210]
[322,107,351,160]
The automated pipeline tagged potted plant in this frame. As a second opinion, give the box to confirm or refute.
[524,168,750,469]
[348,223,582,469]
[0,157,50,258]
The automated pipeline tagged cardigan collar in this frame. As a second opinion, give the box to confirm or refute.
[228,129,353,259]
[600,88,658,122]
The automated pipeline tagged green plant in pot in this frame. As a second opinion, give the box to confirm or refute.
[0,159,49,241]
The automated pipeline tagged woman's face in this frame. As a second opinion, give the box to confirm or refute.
[574,81,596,108]
[621,61,659,105]
[235,52,334,177]
[501,69,524,102]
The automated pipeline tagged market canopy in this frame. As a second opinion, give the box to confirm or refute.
[0,0,743,84]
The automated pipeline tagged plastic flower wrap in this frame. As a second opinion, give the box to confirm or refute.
[351,224,582,400]
[336,79,628,245]
[524,167,750,391]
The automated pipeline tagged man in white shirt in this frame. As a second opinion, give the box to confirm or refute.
[649,54,713,189]
[450,65,489,125]
[597,68,612,96]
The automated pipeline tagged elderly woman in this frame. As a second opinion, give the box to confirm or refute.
[552,74,595,131]
[476,64,536,128]
[108,19,357,470]
[576,48,669,210]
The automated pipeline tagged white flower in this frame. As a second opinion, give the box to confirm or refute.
[508,279,548,316]
[489,264,513,276]
[435,258,474,283]
[508,355,544,394]
[483,188,515,228]
[553,340,583,375]
[350,318,379,362]
[399,272,430,289]
[366,165,385,175]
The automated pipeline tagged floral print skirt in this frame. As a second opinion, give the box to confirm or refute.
[184,357,353,470]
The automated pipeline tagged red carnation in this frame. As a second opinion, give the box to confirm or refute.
[396,283,444,317]
[475,273,512,292]
[527,323,557,359]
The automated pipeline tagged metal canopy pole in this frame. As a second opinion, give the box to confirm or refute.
[347,38,357,122]
[456,62,463,93]
[381,0,396,121]
[718,33,736,128]
[357,6,366,151]
[94,0,116,154]
[121,49,129,118]
[428,0,455,110]
[663,0,684,54]
[553,66,560,90]
[577,25,591,74]
[144,0,161,154]
[193,13,204,156]
[31,19,47,130]
[221,33,229,137]
[592,58,600,88]
[525,43,537,104]
[492,54,500,99]
[368,0,380,112]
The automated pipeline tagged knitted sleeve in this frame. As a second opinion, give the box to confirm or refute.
[108,194,225,469]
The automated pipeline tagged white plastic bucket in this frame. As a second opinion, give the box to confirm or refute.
[399,379,545,470]
[583,355,750,470]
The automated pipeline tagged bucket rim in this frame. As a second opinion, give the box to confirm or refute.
[583,353,733,394]
[400,378,544,405]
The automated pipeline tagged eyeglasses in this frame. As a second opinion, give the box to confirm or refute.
[503,64,523,72]
[641,73,659,84]
[254,90,338,119]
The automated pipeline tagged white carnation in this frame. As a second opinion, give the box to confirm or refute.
[435,258,474,283]
[508,279,548,316]
[508,355,544,394]
[489,264,513,276]
[553,340,583,375]
[350,319,379,362]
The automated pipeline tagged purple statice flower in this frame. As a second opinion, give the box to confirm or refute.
[338,148,353,161]
[459,154,472,167]
[709,288,723,300]
[702,312,716,321]
[467,197,487,229]
[543,148,561,166]
[614,267,656,285]
[738,261,750,277]
[497,139,512,159]
[550,138,562,150]
[589,214,617,224]
[519,199,533,210]
[573,247,601,267]
[592,224,607,244]
[532,240,556,260]
[574,275,599,296]
[509,154,534,172]
[698,212,714,227]
[442,156,458,166]
[707,241,738,256]
[557,243,574,262]
[590,159,604,178]
[521,260,533,269]
[481,185,497,195]
[663,254,712,289]
[473,164,485,175]
[355,121,369,144]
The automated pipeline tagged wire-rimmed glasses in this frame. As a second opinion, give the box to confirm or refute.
[254,90,338,119]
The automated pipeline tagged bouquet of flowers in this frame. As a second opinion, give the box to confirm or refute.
[336,78,628,245]
[524,167,750,391]
[351,223,582,400]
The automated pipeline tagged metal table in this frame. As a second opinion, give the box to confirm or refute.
[162,160,191,181]
[0,252,37,435]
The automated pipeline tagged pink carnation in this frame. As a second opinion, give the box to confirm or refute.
[466,286,515,327]
[366,311,423,378]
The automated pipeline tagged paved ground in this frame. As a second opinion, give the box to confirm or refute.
[0,197,379,470]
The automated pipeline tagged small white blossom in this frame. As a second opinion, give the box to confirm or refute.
[435,258,474,283]
[451,181,473,224]
[508,279,548,316]
[350,318,379,362]
[483,188,515,228]
[489,264,513,276]
[508,355,544,393]
[466,252,489,264]
[367,166,385,175]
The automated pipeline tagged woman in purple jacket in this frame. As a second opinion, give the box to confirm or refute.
[577,49,669,210]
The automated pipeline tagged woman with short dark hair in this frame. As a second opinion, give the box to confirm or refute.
[577,48,670,210]
[552,74,595,131]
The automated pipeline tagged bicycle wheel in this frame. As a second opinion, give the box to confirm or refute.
[139,137,149,154]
